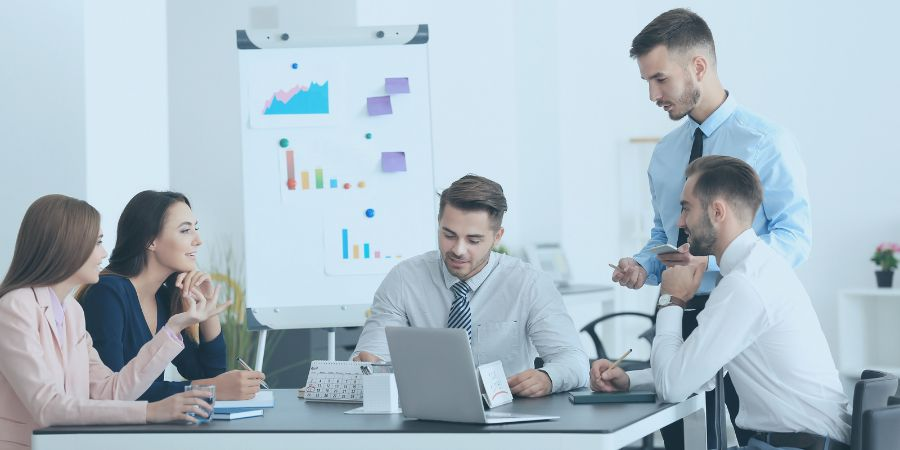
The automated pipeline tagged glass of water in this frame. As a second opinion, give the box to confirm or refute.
[184,384,216,424]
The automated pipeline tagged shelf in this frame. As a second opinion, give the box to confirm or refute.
[837,291,900,381]
[839,288,900,297]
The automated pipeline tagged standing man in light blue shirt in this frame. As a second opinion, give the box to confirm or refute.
[608,8,812,450]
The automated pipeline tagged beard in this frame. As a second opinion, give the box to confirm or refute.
[668,79,702,121]
[442,248,491,281]
[685,212,717,256]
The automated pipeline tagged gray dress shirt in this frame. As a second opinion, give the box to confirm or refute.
[353,250,589,392]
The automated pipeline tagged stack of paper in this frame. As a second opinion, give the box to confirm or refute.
[215,390,275,409]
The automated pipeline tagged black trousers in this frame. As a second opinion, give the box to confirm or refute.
[659,295,755,450]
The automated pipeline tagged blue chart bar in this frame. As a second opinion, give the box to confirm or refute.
[342,229,349,259]
[330,179,338,188]
[364,243,370,259]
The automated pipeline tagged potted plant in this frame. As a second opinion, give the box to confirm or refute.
[871,242,899,288]
[209,244,258,370]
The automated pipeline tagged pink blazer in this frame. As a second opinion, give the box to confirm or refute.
[0,287,184,449]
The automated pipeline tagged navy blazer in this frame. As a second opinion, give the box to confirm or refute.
[81,275,227,401]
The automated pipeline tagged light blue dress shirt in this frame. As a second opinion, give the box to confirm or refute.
[633,94,811,294]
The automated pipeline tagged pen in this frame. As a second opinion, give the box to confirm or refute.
[236,357,270,390]
[605,348,633,373]
[608,263,621,271]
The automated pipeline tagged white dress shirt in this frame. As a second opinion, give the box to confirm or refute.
[353,250,589,392]
[650,229,851,443]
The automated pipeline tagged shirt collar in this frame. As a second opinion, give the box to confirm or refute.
[718,228,759,276]
[439,251,500,293]
[689,90,737,138]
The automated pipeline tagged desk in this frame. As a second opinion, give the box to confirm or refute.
[34,389,706,450]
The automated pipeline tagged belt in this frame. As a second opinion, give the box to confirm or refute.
[751,431,849,450]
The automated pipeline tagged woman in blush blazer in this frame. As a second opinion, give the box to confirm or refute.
[0,195,229,449]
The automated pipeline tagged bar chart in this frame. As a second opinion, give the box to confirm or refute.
[284,150,366,192]
[341,228,400,260]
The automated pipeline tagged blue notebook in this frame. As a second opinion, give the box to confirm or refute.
[212,407,264,420]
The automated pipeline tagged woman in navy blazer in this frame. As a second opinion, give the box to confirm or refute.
[79,190,265,401]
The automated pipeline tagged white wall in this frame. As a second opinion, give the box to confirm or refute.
[0,1,170,269]
[85,0,170,250]
[0,0,87,267]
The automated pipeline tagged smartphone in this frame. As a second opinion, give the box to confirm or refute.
[648,243,679,255]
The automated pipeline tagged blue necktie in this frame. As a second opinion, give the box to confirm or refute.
[447,281,472,341]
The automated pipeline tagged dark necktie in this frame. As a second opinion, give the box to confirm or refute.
[676,127,705,247]
[447,281,472,342]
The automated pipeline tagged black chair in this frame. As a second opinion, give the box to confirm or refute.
[851,370,899,450]
[581,311,657,450]
[860,395,900,450]
[580,311,655,371]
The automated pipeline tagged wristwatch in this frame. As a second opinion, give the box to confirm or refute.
[657,293,686,309]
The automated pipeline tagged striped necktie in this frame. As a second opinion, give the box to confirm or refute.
[447,281,472,341]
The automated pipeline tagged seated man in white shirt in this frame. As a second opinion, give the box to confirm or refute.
[590,156,851,450]
[353,174,588,397]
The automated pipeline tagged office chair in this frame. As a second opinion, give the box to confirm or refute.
[850,370,899,450]
[581,312,657,450]
[860,395,900,450]
[580,311,655,371]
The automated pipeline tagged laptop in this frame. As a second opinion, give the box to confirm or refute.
[385,326,559,424]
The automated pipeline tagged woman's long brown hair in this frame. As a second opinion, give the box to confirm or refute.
[0,195,100,298]
[77,190,200,343]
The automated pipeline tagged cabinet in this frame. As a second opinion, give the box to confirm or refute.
[837,289,900,378]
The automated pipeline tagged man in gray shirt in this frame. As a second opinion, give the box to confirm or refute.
[353,175,588,396]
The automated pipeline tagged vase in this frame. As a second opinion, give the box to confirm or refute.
[875,270,894,288]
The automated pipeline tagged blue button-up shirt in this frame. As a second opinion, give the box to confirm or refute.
[633,94,811,294]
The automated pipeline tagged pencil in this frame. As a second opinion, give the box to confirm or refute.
[606,348,633,372]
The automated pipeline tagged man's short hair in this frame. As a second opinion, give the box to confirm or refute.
[630,8,716,63]
[685,156,763,222]
[439,175,508,230]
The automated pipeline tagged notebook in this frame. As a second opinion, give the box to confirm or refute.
[212,407,264,420]
[215,390,275,409]
[568,390,656,404]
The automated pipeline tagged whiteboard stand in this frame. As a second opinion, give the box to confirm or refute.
[252,328,339,372]
[254,329,267,372]
[326,328,336,361]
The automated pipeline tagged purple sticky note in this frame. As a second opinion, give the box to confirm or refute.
[367,96,392,116]
[381,152,407,172]
[385,77,410,94]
